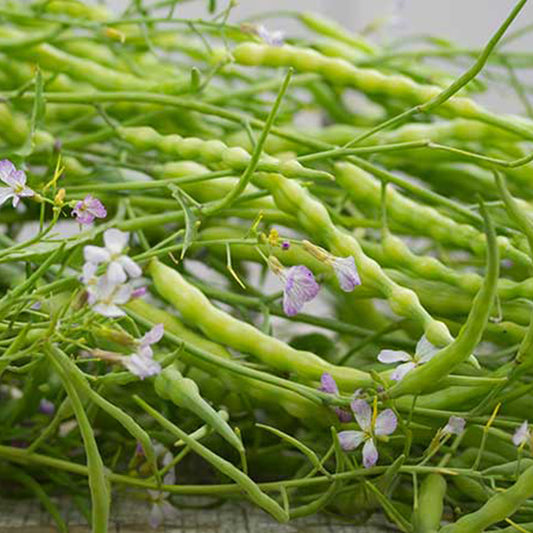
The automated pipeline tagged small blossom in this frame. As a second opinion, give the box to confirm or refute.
[87,276,134,317]
[269,257,320,316]
[281,241,290,250]
[39,399,55,416]
[0,159,34,208]
[378,335,439,381]
[148,448,178,529]
[513,421,530,448]
[319,373,351,423]
[338,399,397,468]
[302,241,360,292]
[443,416,466,436]
[131,286,147,299]
[72,194,107,225]
[256,24,284,46]
[84,228,141,284]
[331,255,360,292]
[122,324,164,379]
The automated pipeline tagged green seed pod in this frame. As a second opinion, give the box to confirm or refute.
[412,474,447,533]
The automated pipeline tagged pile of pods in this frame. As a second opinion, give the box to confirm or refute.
[1,0,533,531]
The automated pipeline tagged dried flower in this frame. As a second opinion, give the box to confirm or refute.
[72,194,107,225]
[338,399,397,468]
[443,416,465,436]
[513,420,530,448]
[0,159,34,208]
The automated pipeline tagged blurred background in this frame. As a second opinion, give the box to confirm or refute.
[103,0,533,114]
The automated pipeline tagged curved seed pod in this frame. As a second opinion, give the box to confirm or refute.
[148,259,372,389]
[387,202,499,398]
[117,125,331,181]
[154,365,244,453]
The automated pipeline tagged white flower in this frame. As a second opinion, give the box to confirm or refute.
[0,159,34,208]
[87,276,133,317]
[378,335,439,381]
[513,421,530,448]
[121,324,164,380]
[256,25,284,46]
[443,416,466,436]
[84,229,141,284]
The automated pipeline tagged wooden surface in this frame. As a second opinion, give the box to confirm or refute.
[0,497,396,532]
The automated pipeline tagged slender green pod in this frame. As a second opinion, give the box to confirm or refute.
[387,202,499,398]
[134,395,290,523]
[46,344,109,533]
[148,259,372,390]
[412,474,446,533]
[117,125,331,181]
[335,161,530,267]
[229,41,533,140]
[154,365,244,453]
[440,464,533,533]
[249,171,453,346]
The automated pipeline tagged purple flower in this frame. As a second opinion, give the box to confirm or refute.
[0,159,34,208]
[256,25,284,46]
[87,276,134,317]
[39,399,55,416]
[281,241,290,250]
[84,228,142,284]
[513,421,530,448]
[378,335,439,382]
[72,194,107,225]
[443,416,465,436]
[283,266,320,316]
[331,256,361,292]
[338,399,397,468]
[132,286,147,299]
[319,373,352,423]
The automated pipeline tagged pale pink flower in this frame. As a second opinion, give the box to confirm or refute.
[72,194,106,225]
[0,159,34,207]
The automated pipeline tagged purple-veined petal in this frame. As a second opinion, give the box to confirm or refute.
[362,438,379,468]
[351,399,372,432]
[416,335,440,363]
[85,195,107,218]
[377,349,411,364]
[513,420,530,447]
[332,256,360,292]
[118,255,142,278]
[84,245,110,264]
[443,416,466,436]
[75,210,95,225]
[338,430,364,451]
[141,324,165,347]
[282,265,320,316]
[391,361,416,382]
[107,261,127,284]
[104,228,129,254]
[0,159,16,184]
[374,409,397,436]
[113,283,134,305]
[92,303,125,317]
[319,372,339,395]
[11,170,27,187]
[0,187,15,206]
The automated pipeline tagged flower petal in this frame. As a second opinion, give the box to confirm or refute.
[375,409,397,436]
[92,303,125,317]
[0,159,16,184]
[377,349,411,364]
[123,353,162,379]
[319,372,339,395]
[107,261,127,284]
[119,255,142,278]
[81,262,98,285]
[113,283,134,305]
[104,228,129,254]
[390,361,416,382]
[338,430,364,451]
[416,335,440,363]
[351,399,372,432]
[282,265,320,316]
[84,245,110,264]
[334,407,352,423]
[0,187,15,206]
[332,256,360,292]
[362,438,379,468]
[443,416,466,436]
[149,502,164,529]
[513,420,530,447]
[141,324,165,347]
